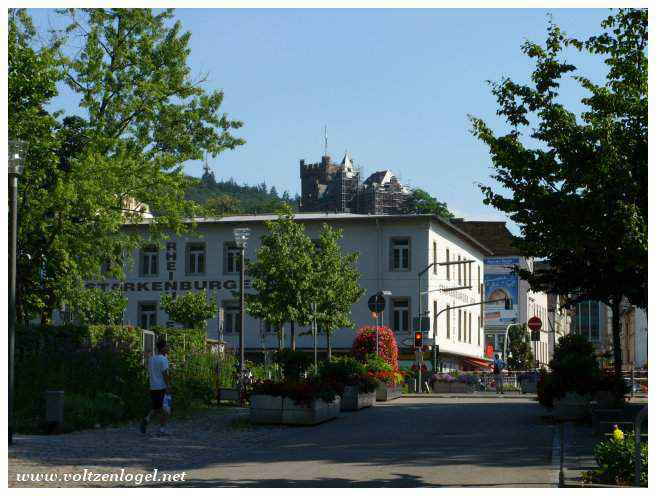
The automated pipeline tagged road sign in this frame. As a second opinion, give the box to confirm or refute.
[367,292,385,313]
[528,316,542,332]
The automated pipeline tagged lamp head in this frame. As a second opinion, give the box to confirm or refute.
[8,140,27,176]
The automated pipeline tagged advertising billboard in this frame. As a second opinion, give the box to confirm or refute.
[484,257,520,329]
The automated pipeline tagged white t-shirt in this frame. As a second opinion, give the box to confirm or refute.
[148,354,169,390]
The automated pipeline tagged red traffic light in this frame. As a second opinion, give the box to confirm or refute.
[414,331,423,348]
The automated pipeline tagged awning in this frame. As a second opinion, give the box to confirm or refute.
[461,357,493,370]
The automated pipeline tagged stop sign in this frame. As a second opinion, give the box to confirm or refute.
[528,316,542,332]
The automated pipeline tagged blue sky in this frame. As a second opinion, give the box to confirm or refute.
[28,8,611,225]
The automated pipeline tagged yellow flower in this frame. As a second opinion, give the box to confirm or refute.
[613,425,625,442]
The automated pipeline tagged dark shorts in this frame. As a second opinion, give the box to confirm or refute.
[150,389,166,410]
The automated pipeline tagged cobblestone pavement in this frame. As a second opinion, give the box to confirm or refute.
[9,406,287,488]
[9,396,557,488]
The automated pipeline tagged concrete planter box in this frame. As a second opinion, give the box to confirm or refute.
[281,397,341,425]
[553,392,592,420]
[431,382,474,394]
[519,379,538,394]
[218,387,240,402]
[250,395,340,425]
[341,385,376,411]
[376,384,403,401]
[250,394,283,424]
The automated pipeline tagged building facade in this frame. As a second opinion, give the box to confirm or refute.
[451,220,552,366]
[74,213,492,371]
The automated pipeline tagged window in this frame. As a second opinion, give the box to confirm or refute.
[390,238,411,271]
[433,242,437,274]
[571,300,601,342]
[140,245,159,276]
[186,243,206,275]
[458,309,462,341]
[469,262,472,288]
[468,312,472,343]
[458,255,462,284]
[392,299,410,333]
[446,305,451,339]
[446,249,450,280]
[223,242,242,274]
[433,301,438,334]
[478,317,481,346]
[223,301,241,334]
[477,265,481,292]
[138,302,157,330]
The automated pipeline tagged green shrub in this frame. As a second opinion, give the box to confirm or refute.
[275,349,312,380]
[588,434,648,486]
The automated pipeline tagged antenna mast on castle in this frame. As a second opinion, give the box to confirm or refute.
[203,153,211,176]
[323,125,328,157]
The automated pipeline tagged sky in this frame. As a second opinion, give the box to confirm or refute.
[28,8,611,227]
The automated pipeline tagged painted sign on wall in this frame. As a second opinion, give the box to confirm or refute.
[484,257,520,329]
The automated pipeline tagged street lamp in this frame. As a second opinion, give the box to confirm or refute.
[9,140,26,445]
[233,227,250,400]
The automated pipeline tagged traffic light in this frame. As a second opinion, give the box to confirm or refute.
[505,298,512,310]
[414,331,423,348]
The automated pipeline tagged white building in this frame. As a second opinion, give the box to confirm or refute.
[451,220,552,366]
[77,213,493,371]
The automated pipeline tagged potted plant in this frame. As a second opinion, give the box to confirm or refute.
[249,379,341,425]
[353,327,403,401]
[318,357,378,411]
[364,355,403,401]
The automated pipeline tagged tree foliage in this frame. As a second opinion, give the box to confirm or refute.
[404,188,454,219]
[160,291,218,330]
[470,9,647,376]
[66,287,128,325]
[507,325,535,370]
[245,205,316,348]
[246,207,364,355]
[9,8,244,323]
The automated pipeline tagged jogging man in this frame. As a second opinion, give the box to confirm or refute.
[140,339,171,435]
[493,353,506,394]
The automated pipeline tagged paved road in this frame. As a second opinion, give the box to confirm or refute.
[9,396,557,488]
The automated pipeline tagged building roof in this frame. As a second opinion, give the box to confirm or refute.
[129,212,494,256]
[449,220,521,257]
[363,170,394,187]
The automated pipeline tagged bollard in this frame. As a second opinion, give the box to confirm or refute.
[45,390,64,434]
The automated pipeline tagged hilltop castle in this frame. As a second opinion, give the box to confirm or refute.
[299,152,411,214]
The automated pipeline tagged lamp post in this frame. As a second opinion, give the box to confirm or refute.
[9,140,26,445]
[233,227,250,399]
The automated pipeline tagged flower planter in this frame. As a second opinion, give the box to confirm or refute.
[431,382,474,394]
[250,394,283,424]
[376,384,402,401]
[553,392,592,420]
[218,387,240,402]
[341,385,376,411]
[281,397,341,425]
[519,379,538,394]
[250,395,341,425]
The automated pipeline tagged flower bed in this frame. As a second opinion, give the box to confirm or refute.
[249,379,341,425]
[375,383,403,401]
[341,385,375,411]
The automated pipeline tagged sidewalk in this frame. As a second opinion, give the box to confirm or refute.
[403,392,535,399]
[560,422,602,487]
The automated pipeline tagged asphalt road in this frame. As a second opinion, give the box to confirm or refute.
[190,395,557,487]
[10,395,557,488]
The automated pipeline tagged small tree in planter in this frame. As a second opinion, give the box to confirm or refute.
[160,291,218,331]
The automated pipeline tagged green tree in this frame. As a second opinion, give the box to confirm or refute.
[405,188,454,219]
[310,225,365,360]
[245,205,316,351]
[205,193,241,216]
[470,9,647,379]
[507,325,535,371]
[9,9,244,323]
[67,287,128,325]
[160,291,218,330]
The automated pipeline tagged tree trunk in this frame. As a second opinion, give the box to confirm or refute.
[611,296,623,383]
[325,329,332,361]
[290,321,296,351]
[278,323,284,352]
